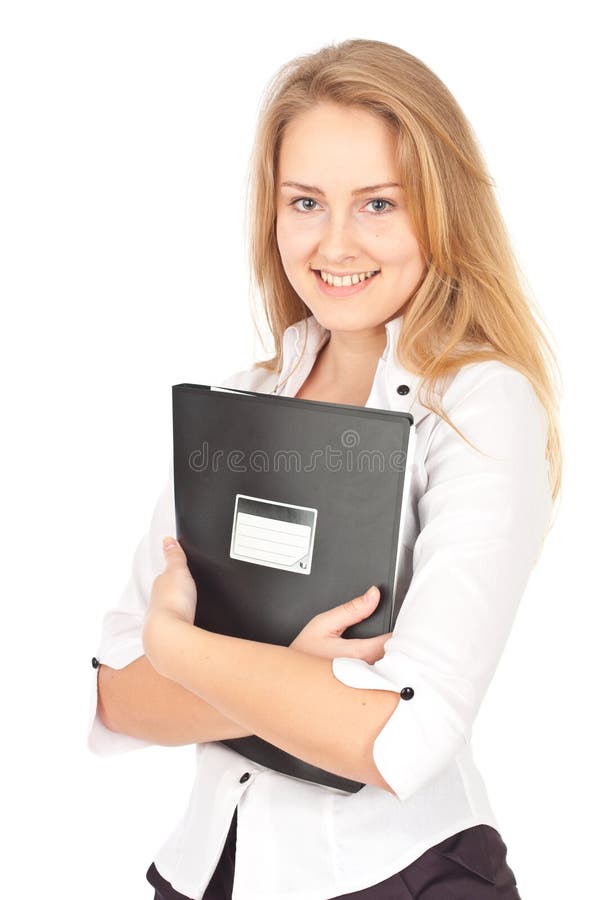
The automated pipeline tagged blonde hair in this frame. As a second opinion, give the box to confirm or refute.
[244,38,562,522]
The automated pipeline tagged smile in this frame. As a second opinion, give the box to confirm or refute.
[313,268,380,298]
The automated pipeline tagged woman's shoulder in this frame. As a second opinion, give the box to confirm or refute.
[434,357,548,450]
[218,361,277,394]
[444,357,539,411]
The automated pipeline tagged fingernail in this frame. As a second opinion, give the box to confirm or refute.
[163,537,177,549]
[364,585,379,602]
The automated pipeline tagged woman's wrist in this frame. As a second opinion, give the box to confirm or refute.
[143,609,194,680]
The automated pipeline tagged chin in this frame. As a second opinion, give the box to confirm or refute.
[312,306,386,333]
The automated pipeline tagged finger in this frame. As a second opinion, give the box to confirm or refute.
[362,632,392,651]
[340,585,381,620]
[347,633,392,662]
[162,536,187,567]
[319,586,381,638]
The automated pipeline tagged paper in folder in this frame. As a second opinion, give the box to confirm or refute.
[172,382,416,793]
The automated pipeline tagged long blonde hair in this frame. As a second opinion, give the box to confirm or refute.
[243,38,562,519]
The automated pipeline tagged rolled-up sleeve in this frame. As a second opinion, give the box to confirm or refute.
[332,363,553,803]
[87,461,176,756]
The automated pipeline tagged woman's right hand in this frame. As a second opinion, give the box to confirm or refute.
[289,586,393,663]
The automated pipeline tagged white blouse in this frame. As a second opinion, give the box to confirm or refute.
[88,311,552,900]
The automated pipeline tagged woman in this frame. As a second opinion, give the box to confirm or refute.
[89,39,561,899]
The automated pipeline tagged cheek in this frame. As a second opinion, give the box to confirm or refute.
[276,216,316,258]
[380,231,424,269]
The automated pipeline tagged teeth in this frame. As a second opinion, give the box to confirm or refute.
[319,270,378,287]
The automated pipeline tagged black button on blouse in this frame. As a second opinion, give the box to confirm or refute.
[400,686,415,700]
[397,384,410,395]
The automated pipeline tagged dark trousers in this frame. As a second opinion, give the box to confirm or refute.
[147,806,522,899]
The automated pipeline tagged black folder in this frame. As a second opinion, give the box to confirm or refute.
[172,382,415,793]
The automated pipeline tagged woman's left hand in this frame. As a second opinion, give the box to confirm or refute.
[142,537,198,676]
[148,536,198,625]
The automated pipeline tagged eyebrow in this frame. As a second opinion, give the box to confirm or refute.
[280,180,403,196]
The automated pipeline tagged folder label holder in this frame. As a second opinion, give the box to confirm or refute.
[230,494,318,574]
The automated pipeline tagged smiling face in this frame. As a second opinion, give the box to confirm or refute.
[275,101,427,335]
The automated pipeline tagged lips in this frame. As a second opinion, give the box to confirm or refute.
[313,268,380,298]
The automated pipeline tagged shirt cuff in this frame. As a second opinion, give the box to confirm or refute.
[332,652,468,804]
[87,637,154,757]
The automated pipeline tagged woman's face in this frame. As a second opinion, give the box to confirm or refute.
[275,101,426,335]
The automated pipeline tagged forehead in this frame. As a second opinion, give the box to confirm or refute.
[277,103,397,179]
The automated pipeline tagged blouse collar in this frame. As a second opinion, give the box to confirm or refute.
[276,312,435,425]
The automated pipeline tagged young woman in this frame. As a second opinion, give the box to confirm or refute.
[89,39,561,899]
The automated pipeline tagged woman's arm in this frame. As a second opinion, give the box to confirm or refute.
[98,655,253,745]
[143,610,398,791]
[143,362,553,799]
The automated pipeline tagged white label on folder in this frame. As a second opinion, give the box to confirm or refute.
[230,494,317,574]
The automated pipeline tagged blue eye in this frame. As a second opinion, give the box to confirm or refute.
[289,197,395,214]
[291,198,319,212]
[366,198,394,214]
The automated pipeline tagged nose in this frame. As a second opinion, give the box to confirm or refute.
[317,210,359,263]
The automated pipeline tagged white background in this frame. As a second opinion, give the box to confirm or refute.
[1,2,602,898]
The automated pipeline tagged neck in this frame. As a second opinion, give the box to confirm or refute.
[317,323,387,386]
